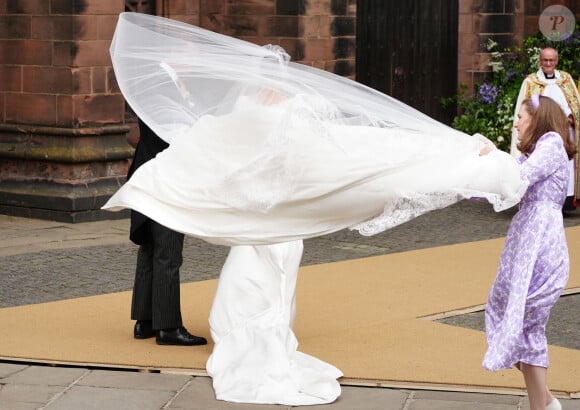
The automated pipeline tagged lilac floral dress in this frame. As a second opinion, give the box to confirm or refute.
[483,132,570,371]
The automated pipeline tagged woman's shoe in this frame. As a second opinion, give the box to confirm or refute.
[546,398,562,410]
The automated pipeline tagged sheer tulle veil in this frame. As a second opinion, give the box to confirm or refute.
[105,12,525,243]
[110,12,464,144]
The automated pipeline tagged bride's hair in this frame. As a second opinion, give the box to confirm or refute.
[517,95,576,159]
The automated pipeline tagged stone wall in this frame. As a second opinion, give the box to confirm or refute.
[0,0,356,221]
[458,0,579,94]
[0,0,132,222]
[1,0,579,221]
[161,0,356,76]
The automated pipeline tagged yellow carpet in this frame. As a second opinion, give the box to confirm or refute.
[1,227,579,397]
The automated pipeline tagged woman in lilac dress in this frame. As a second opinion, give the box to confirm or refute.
[483,95,575,410]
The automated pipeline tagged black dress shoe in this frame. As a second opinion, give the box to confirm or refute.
[134,320,155,339]
[156,326,207,346]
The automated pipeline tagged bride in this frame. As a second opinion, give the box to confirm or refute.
[104,12,526,405]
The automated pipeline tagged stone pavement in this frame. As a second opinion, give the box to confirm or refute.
[0,200,579,409]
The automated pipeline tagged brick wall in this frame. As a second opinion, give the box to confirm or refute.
[2,0,578,221]
[458,0,579,94]
[160,0,356,78]
[458,0,518,93]
[0,0,133,222]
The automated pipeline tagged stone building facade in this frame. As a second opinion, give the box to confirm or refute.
[0,0,578,221]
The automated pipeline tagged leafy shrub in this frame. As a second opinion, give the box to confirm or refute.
[446,23,580,152]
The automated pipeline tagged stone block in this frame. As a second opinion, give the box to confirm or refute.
[50,0,84,15]
[78,369,190,390]
[459,0,480,14]
[0,123,133,221]
[279,38,305,60]
[333,37,355,59]
[331,0,348,15]
[31,16,67,40]
[167,0,188,14]
[74,0,125,15]
[1,365,86,386]
[322,385,409,409]
[56,94,74,127]
[299,15,332,38]
[0,65,22,92]
[53,40,75,66]
[72,94,125,126]
[97,14,119,40]
[73,40,113,67]
[276,0,305,15]
[73,15,99,40]
[0,363,28,378]
[0,15,30,38]
[330,59,354,77]
[23,66,74,94]
[480,14,515,34]
[0,125,133,164]
[480,0,514,13]
[71,67,92,94]
[223,14,263,37]
[458,33,480,57]
[459,14,475,34]
[5,93,56,125]
[0,383,62,406]
[265,15,299,37]
[331,16,355,36]
[107,67,120,93]
[6,0,48,14]
[414,391,521,405]
[51,385,173,410]
[200,0,226,16]
[92,66,107,94]
[302,38,334,61]
[227,0,275,15]
[306,0,331,16]
[0,39,52,65]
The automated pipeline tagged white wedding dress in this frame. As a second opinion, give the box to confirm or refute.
[105,95,523,245]
[206,240,343,405]
[103,93,523,405]
[103,13,527,406]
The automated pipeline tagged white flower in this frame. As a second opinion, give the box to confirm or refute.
[487,38,498,51]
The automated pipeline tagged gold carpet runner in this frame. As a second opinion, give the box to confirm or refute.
[1,228,579,397]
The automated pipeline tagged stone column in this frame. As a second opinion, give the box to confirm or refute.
[0,0,132,222]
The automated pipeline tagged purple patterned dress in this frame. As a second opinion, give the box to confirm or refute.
[483,132,570,371]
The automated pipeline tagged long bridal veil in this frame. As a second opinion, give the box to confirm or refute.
[105,12,525,245]
[104,12,526,406]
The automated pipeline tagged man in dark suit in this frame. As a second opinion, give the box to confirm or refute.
[129,119,207,346]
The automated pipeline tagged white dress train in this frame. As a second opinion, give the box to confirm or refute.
[206,240,342,405]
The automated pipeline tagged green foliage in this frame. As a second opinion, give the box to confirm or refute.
[446,23,580,152]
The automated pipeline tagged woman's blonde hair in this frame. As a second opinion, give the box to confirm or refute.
[517,95,576,160]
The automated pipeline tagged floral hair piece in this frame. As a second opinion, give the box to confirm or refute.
[531,94,540,110]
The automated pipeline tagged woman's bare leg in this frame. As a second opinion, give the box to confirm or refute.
[520,363,548,410]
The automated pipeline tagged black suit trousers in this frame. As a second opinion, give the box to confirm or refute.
[131,220,185,330]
